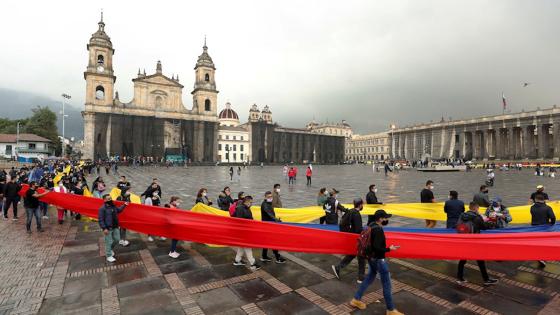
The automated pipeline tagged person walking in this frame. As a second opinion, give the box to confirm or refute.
[332,198,366,283]
[116,188,132,247]
[24,181,49,233]
[444,191,465,229]
[167,196,183,258]
[260,191,286,263]
[456,202,498,285]
[323,189,347,225]
[287,167,295,185]
[98,194,129,262]
[420,180,437,228]
[195,188,213,206]
[306,166,312,186]
[229,167,234,181]
[232,196,261,271]
[366,184,383,225]
[3,176,21,220]
[473,185,491,208]
[53,181,68,224]
[350,209,403,314]
[272,184,282,208]
[530,192,556,268]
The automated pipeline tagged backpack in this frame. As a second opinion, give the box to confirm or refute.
[456,212,474,234]
[357,226,373,259]
[339,209,354,233]
[229,200,239,216]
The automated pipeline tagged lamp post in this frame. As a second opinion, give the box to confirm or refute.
[390,124,396,159]
[61,94,71,157]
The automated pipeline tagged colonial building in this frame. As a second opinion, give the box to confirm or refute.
[82,14,218,161]
[391,106,560,161]
[345,132,390,162]
[217,102,251,163]
[0,134,53,162]
[307,120,353,138]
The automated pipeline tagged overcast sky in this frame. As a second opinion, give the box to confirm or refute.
[1,0,559,134]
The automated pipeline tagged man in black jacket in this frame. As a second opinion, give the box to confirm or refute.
[350,209,402,314]
[332,198,366,283]
[217,186,234,211]
[530,192,556,268]
[366,184,383,225]
[323,189,347,225]
[3,176,21,220]
[456,202,498,285]
[260,191,286,263]
[98,194,129,263]
[232,196,261,271]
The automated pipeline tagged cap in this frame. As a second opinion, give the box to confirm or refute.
[537,185,544,189]
[331,188,340,194]
[373,209,392,221]
[492,196,502,203]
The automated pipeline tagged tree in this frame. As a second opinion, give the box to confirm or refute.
[25,106,61,155]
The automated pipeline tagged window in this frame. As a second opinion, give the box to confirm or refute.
[226,135,229,140]
[97,54,104,65]
[233,153,237,161]
[233,136,236,140]
[218,144,222,150]
[95,86,105,100]
[233,144,237,151]
[204,73,210,82]
[28,143,36,149]
[240,153,244,160]
[5,145,12,155]
[455,134,460,142]
[240,145,244,152]
[240,136,243,140]
[204,99,211,111]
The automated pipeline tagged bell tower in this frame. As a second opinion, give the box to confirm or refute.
[84,11,115,109]
[192,37,218,116]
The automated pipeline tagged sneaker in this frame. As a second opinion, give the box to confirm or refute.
[111,250,115,256]
[357,279,363,284]
[250,263,261,271]
[42,216,48,220]
[387,309,404,315]
[120,240,130,247]
[106,256,116,263]
[538,260,547,268]
[331,265,340,279]
[275,257,286,264]
[147,236,154,242]
[160,237,167,241]
[260,256,272,262]
[233,260,245,266]
[456,279,468,284]
[350,298,366,310]
[169,251,180,259]
[12,217,18,221]
[484,278,498,285]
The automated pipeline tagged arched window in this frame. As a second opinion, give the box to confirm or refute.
[204,99,211,111]
[95,86,105,100]
[155,96,163,107]
[204,73,210,82]
[97,54,104,65]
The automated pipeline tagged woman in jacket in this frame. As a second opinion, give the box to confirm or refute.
[195,188,213,206]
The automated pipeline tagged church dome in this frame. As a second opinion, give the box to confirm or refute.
[219,102,239,120]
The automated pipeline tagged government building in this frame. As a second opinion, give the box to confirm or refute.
[345,132,390,162]
[82,14,344,164]
[390,106,560,161]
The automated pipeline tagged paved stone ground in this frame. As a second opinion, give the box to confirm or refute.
[1,165,559,314]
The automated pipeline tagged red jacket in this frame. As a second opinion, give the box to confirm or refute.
[306,169,312,177]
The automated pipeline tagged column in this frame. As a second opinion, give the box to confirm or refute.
[495,128,503,159]
[554,120,560,160]
[483,130,490,160]
[524,125,534,159]
[508,127,516,159]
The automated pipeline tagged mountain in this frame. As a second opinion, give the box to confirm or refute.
[0,88,83,139]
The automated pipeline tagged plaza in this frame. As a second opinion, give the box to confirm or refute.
[0,165,559,314]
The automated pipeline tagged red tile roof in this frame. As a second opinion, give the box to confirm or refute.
[0,133,52,143]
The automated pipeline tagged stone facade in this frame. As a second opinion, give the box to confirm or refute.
[82,15,218,161]
[345,132,390,162]
[391,106,560,161]
[306,120,353,138]
[250,122,345,164]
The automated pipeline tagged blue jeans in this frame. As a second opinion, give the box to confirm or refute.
[170,239,178,252]
[25,207,41,231]
[354,258,394,310]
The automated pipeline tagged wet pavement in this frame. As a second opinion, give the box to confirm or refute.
[0,165,559,314]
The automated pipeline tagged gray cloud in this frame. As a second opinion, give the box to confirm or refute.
[1,0,558,136]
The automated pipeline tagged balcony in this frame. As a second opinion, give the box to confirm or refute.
[15,147,52,154]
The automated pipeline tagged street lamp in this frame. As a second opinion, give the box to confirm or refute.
[61,93,71,157]
[390,124,396,159]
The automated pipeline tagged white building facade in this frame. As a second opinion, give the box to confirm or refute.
[0,134,53,162]
[345,132,390,162]
[217,102,251,163]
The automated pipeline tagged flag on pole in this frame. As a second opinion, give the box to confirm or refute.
[502,92,507,111]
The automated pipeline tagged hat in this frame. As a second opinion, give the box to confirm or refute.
[537,185,544,189]
[331,188,340,194]
[373,209,392,221]
[492,196,502,203]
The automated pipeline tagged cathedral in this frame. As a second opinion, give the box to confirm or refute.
[82,14,345,164]
[82,14,218,161]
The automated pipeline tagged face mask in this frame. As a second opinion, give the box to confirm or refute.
[373,189,378,193]
[202,192,207,197]
[381,220,389,226]
[266,198,273,202]
[493,206,500,211]
[276,189,280,193]
[429,185,434,190]
[174,202,181,207]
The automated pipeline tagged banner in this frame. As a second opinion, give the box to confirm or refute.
[191,202,560,224]
[19,186,560,261]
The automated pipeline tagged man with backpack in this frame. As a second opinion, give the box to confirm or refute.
[332,198,366,283]
[350,209,402,314]
[455,202,498,285]
[323,189,347,225]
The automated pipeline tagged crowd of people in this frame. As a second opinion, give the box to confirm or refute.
[0,159,557,314]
